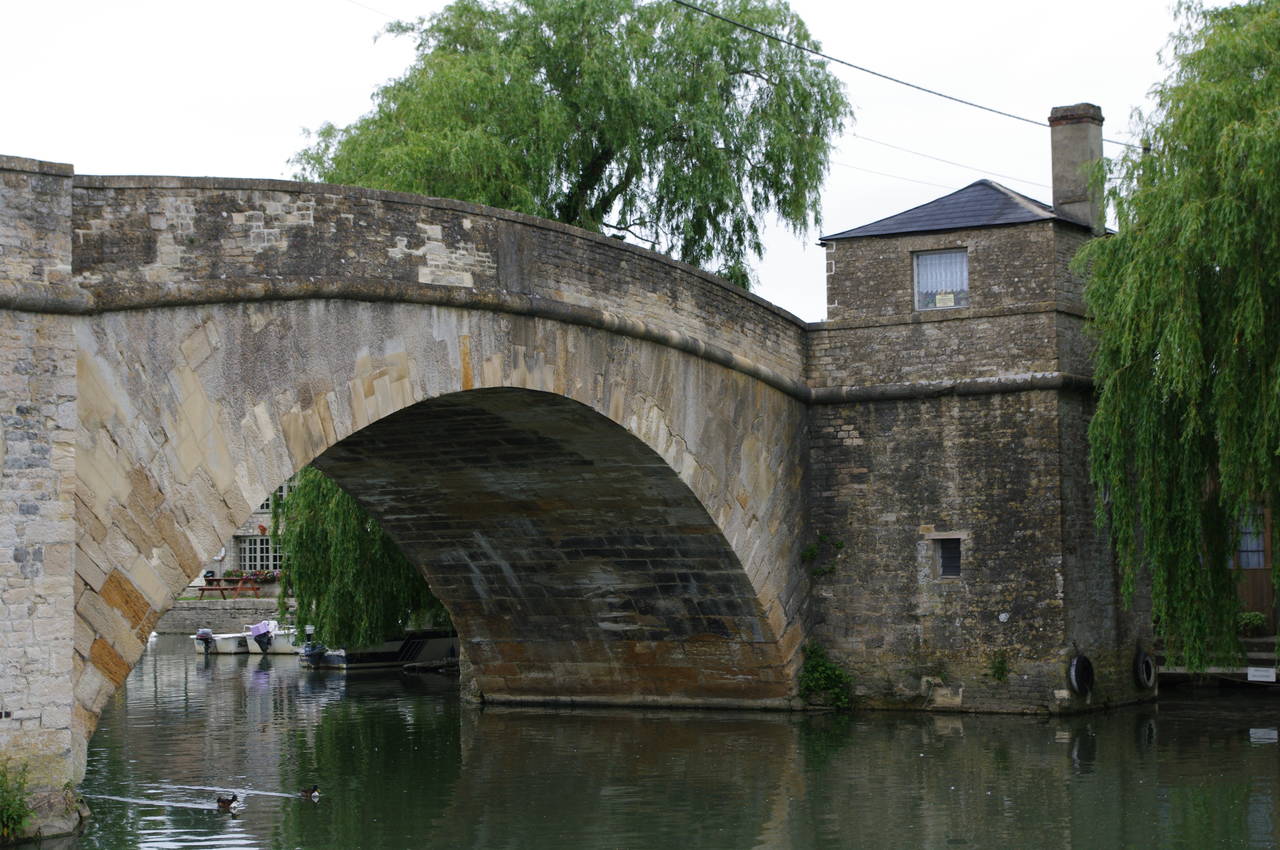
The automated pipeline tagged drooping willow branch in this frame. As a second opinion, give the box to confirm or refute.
[271,466,450,648]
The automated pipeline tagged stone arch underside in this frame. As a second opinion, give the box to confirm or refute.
[72,297,809,758]
[315,387,789,705]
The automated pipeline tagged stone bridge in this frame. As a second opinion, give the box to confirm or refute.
[4,119,1153,838]
[1,155,813,831]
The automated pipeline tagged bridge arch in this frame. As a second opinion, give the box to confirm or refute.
[64,175,812,768]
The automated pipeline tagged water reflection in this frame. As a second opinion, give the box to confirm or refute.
[69,637,1280,849]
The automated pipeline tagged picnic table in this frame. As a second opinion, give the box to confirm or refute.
[195,576,262,599]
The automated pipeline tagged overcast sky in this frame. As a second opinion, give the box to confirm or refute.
[2,0,1181,321]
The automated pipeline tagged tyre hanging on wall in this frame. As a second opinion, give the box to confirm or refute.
[1133,646,1157,690]
[1068,653,1094,696]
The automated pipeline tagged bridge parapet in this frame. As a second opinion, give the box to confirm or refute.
[66,176,808,392]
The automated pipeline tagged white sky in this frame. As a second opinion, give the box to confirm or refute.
[2,0,1180,321]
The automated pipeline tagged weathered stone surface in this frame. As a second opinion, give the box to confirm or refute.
[810,219,1151,712]
[1,153,1154,838]
[154,597,292,634]
[0,156,80,842]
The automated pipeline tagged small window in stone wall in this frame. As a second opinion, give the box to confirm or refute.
[938,537,962,578]
[257,481,292,513]
[914,249,969,310]
[238,535,281,572]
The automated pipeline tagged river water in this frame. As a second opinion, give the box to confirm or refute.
[59,636,1280,848]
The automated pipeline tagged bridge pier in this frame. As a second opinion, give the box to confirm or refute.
[0,157,86,839]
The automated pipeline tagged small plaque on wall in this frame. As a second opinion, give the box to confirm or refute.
[1247,666,1277,683]
[934,292,955,307]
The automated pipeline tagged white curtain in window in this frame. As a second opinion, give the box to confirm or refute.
[916,251,968,293]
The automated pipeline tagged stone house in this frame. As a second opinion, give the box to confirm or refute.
[192,483,286,594]
[805,104,1155,711]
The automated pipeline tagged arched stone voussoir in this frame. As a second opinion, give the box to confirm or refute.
[73,297,808,732]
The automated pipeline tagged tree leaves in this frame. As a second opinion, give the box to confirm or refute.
[271,467,450,648]
[292,0,850,286]
[1077,0,1280,669]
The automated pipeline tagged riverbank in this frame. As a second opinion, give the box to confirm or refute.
[155,597,296,634]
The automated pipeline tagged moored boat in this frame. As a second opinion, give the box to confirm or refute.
[192,628,249,654]
[245,620,301,655]
[299,629,457,670]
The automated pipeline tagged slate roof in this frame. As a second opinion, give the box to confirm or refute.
[821,179,1075,241]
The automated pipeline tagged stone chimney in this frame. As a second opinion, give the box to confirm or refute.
[1048,103,1104,234]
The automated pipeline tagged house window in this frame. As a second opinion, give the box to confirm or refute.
[1238,513,1266,569]
[938,538,962,578]
[914,249,969,310]
[237,535,281,572]
[257,481,291,513]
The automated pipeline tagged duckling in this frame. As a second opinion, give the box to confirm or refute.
[216,793,244,812]
[299,784,321,801]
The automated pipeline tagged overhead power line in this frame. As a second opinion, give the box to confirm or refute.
[851,134,1051,190]
[339,0,397,19]
[829,160,960,191]
[668,0,1140,150]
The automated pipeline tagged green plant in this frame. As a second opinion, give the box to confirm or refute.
[1076,0,1280,671]
[989,651,1009,683]
[1237,611,1267,638]
[294,0,851,287]
[0,760,33,843]
[798,643,854,711]
[803,534,845,578]
[272,466,450,648]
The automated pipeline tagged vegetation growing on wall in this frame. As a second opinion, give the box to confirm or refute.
[0,760,32,844]
[801,533,845,577]
[797,643,854,710]
[1076,0,1280,669]
[271,466,450,649]
[988,651,1009,683]
[292,0,850,286]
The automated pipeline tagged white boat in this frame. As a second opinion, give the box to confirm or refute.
[192,628,249,654]
[299,629,457,670]
[244,620,302,655]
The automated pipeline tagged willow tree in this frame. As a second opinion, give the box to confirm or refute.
[271,467,449,648]
[292,0,850,285]
[1077,0,1280,668]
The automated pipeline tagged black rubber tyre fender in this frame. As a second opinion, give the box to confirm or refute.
[1068,654,1094,696]
[1133,647,1157,690]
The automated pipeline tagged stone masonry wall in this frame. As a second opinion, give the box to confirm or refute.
[69,177,807,389]
[810,217,1150,712]
[0,156,83,836]
[812,221,1089,390]
[154,597,293,635]
[808,391,1079,711]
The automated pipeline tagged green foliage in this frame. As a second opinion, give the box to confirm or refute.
[1075,0,1280,670]
[797,643,853,710]
[1237,610,1267,637]
[803,533,844,577]
[0,760,32,843]
[293,0,850,285]
[272,467,450,648]
[988,651,1009,683]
